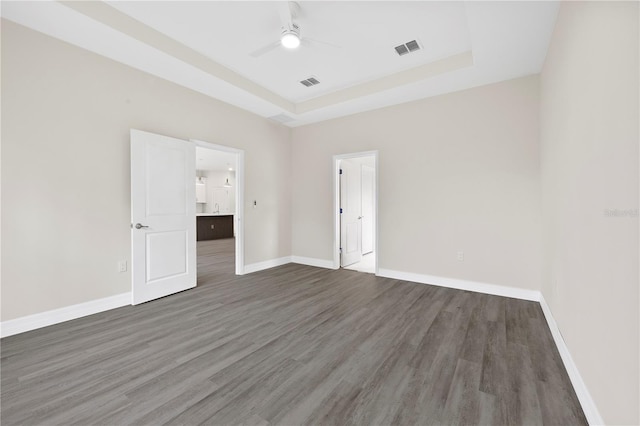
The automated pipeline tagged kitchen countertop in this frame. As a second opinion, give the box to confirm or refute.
[197,213,234,217]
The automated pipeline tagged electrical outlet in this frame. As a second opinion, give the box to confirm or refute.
[118,260,127,273]
[253,200,257,209]
[457,251,464,261]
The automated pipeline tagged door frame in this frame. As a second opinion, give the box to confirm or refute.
[191,139,245,275]
[332,151,379,274]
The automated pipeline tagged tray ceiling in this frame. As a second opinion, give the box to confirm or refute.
[1,1,559,127]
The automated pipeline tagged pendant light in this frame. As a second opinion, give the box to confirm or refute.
[224,164,232,188]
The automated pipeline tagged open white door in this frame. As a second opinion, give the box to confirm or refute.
[361,164,375,255]
[340,159,362,267]
[131,129,196,305]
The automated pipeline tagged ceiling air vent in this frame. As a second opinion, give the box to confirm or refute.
[300,77,320,87]
[394,40,421,56]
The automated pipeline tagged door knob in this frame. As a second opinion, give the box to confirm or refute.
[134,223,149,229]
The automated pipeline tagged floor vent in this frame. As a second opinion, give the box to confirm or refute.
[394,39,421,56]
[300,77,320,87]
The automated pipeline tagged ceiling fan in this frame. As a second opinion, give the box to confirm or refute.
[249,1,340,58]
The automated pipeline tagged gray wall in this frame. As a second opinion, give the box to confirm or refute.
[1,20,292,321]
[540,2,639,423]
[291,75,542,292]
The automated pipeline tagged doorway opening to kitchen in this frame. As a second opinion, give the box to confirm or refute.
[193,141,244,280]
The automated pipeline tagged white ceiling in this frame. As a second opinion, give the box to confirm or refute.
[1,1,559,127]
[196,147,237,172]
[107,1,472,103]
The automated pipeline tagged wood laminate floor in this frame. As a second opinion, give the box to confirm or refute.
[1,239,587,425]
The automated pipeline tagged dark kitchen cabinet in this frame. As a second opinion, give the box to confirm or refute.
[197,215,234,241]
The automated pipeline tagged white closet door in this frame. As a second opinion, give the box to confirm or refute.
[361,164,375,255]
[340,159,362,267]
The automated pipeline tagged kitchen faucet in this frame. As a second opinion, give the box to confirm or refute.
[213,203,220,214]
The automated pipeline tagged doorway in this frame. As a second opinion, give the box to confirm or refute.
[333,151,378,274]
[130,131,245,305]
[192,140,244,276]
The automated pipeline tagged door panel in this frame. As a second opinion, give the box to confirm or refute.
[146,231,188,282]
[361,164,375,255]
[146,144,187,216]
[131,129,196,305]
[346,223,359,253]
[340,159,362,267]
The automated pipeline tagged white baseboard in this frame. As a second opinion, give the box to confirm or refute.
[0,262,603,425]
[377,268,602,424]
[1,292,131,338]
[243,256,292,274]
[291,256,337,270]
[377,268,540,301]
[538,295,604,426]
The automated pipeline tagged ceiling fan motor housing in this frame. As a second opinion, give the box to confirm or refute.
[281,22,300,38]
[280,22,301,49]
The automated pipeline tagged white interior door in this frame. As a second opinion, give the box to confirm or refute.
[361,164,375,255]
[340,159,362,267]
[131,129,196,305]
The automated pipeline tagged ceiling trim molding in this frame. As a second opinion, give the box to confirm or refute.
[296,51,474,114]
[59,0,296,113]
[3,1,559,127]
[58,1,474,117]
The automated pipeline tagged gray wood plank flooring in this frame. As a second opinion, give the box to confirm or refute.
[1,238,587,425]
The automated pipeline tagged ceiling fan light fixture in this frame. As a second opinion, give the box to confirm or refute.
[281,31,300,49]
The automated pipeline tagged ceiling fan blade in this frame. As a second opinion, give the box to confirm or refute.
[249,41,281,58]
[277,1,293,25]
[277,1,301,28]
[289,2,301,20]
[303,37,342,50]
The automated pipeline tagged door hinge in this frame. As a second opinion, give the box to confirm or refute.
[339,168,343,175]
[340,208,343,214]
